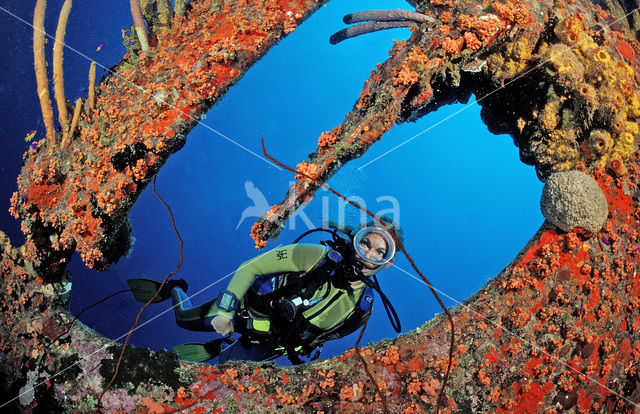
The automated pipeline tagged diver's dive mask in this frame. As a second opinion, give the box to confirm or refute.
[352,226,396,271]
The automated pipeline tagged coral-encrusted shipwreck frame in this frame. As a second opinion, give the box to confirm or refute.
[2,0,640,412]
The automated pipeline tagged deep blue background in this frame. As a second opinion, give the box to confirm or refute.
[0,0,543,364]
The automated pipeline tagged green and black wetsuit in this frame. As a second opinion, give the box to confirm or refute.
[170,243,372,361]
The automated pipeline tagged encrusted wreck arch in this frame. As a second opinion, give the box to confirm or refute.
[2,0,640,412]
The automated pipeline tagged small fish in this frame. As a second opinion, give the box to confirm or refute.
[627,247,640,254]
[96,44,104,51]
[579,302,584,317]
[24,130,36,142]
[30,142,37,150]
[601,236,610,245]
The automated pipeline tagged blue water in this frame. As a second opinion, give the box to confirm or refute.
[0,0,543,364]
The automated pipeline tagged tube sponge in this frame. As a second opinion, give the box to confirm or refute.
[543,44,585,89]
[553,15,585,45]
[587,129,613,156]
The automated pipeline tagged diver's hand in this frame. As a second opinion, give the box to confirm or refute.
[212,315,234,336]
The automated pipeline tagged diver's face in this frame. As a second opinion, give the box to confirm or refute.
[356,232,392,274]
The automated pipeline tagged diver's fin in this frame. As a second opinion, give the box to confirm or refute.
[173,338,235,362]
[126,278,187,303]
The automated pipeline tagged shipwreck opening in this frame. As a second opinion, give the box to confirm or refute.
[66,95,545,367]
[64,0,548,367]
[67,0,430,365]
[69,43,547,370]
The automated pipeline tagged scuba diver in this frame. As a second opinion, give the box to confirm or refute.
[127,216,403,364]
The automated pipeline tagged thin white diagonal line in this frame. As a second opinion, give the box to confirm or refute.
[392,262,640,409]
[358,5,640,170]
[0,244,282,408]
[0,5,280,170]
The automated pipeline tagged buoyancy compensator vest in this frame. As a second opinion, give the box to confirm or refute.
[234,227,400,364]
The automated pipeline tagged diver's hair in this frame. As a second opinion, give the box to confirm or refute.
[325,215,404,246]
[363,215,404,248]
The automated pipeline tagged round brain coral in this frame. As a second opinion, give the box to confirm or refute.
[540,170,609,233]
